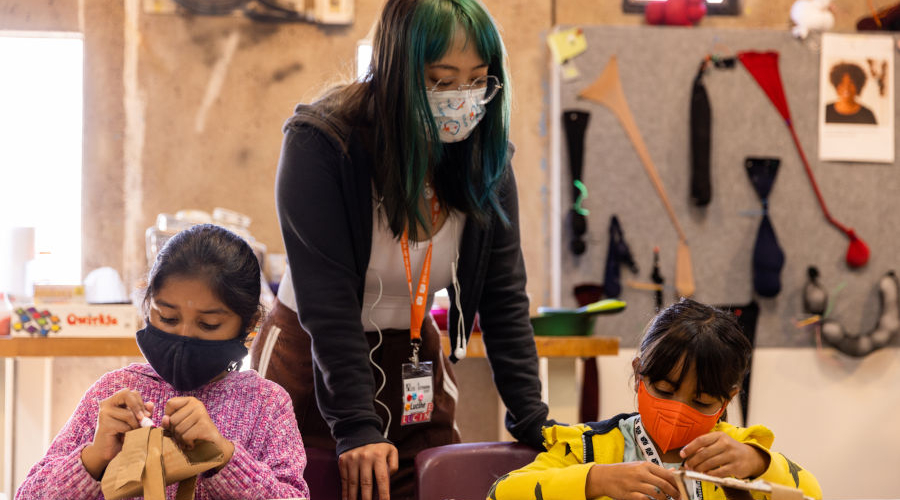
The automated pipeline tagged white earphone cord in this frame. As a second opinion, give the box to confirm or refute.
[452,215,466,359]
[368,271,391,438]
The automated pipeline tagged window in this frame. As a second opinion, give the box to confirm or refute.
[0,32,84,287]
[357,40,372,80]
[622,0,741,16]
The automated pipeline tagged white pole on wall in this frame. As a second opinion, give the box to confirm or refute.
[543,46,564,409]
[549,36,562,310]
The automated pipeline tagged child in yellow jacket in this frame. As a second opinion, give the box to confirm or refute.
[489,298,821,500]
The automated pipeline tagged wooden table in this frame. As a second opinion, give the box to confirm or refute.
[0,337,142,357]
[439,332,618,358]
[0,334,618,359]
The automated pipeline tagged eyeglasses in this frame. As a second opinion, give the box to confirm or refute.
[428,75,503,105]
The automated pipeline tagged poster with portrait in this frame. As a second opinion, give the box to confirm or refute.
[818,33,894,163]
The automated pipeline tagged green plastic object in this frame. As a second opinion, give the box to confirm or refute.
[531,299,626,337]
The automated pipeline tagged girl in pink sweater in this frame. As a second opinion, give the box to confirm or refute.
[16,224,309,500]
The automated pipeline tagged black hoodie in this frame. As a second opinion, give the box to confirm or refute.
[275,115,549,455]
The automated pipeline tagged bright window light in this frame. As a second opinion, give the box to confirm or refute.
[357,41,372,80]
[0,32,84,285]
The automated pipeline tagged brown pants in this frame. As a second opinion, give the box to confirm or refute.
[250,299,461,499]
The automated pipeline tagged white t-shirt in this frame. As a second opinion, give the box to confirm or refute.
[277,206,465,332]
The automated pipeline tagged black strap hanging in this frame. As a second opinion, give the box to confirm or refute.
[715,301,759,427]
[746,157,785,298]
[651,247,664,312]
[563,110,591,255]
[690,60,712,206]
[603,215,639,298]
[690,55,735,207]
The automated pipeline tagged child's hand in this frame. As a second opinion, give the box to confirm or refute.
[162,396,235,464]
[680,432,770,479]
[587,462,681,500]
[81,389,154,479]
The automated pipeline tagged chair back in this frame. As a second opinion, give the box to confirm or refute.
[304,447,342,500]
[415,442,538,500]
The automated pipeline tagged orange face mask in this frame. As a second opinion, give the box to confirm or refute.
[637,380,725,453]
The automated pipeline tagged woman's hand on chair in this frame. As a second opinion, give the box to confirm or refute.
[339,442,399,500]
[81,388,154,479]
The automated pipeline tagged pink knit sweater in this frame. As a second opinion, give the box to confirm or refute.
[16,363,309,500]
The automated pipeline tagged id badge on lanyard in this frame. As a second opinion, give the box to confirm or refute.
[401,361,434,425]
[634,418,703,500]
[399,195,441,426]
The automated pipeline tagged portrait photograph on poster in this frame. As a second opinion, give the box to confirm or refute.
[818,33,894,163]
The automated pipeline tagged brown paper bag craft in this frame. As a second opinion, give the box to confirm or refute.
[673,470,813,500]
[579,55,695,298]
[101,426,226,500]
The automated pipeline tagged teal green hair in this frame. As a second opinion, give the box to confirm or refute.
[368,0,512,239]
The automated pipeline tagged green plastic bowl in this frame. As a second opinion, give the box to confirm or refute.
[530,312,598,336]
[530,298,626,337]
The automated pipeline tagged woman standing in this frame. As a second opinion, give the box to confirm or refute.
[251,1,549,499]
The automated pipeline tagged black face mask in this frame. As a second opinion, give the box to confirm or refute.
[135,323,248,392]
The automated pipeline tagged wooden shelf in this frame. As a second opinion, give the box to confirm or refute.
[0,333,619,359]
[440,332,618,358]
[0,337,142,357]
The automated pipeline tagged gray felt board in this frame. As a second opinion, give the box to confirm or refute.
[553,25,900,349]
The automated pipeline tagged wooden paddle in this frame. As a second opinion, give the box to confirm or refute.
[579,56,695,297]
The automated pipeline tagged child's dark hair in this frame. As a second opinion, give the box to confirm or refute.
[141,223,262,336]
[636,298,751,401]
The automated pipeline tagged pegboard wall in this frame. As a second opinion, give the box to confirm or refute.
[552,25,900,348]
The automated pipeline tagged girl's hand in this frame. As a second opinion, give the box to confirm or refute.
[81,389,154,479]
[339,442,399,500]
[587,462,681,500]
[162,396,235,465]
[680,432,770,479]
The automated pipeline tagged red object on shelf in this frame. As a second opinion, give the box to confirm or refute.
[431,308,448,330]
[430,308,480,332]
[645,0,706,26]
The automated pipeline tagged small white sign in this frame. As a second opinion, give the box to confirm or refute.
[818,33,894,163]
[10,303,139,338]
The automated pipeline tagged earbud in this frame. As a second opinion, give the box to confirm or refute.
[454,346,466,360]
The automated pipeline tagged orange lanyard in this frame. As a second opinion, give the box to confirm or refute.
[401,195,441,344]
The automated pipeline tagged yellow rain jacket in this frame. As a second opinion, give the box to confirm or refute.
[488,413,822,500]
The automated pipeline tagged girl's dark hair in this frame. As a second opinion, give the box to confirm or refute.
[286,0,512,240]
[829,62,867,95]
[141,224,262,336]
[636,298,751,401]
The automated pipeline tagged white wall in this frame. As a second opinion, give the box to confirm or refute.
[596,348,900,500]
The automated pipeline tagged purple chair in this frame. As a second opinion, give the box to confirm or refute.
[415,442,539,500]
[304,447,342,500]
